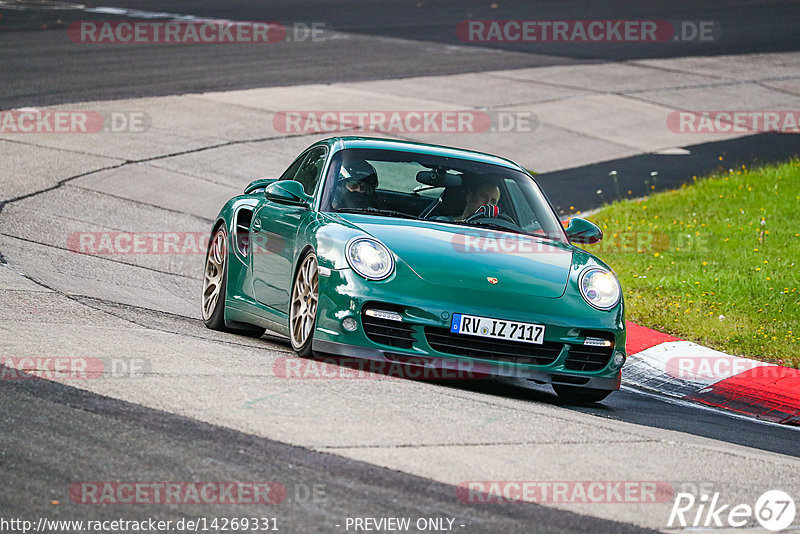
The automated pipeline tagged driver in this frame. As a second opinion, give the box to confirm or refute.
[331,159,380,210]
[456,181,501,221]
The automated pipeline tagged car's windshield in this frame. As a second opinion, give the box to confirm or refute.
[320,147,567,242]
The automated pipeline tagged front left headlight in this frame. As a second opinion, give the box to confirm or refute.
[346,237,394,280]
[579,268,621,310]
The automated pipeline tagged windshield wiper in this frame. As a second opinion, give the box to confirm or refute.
[452,220,525,235]
[528,232,561,243]
[453,221,562,242]
[336,207,420,220]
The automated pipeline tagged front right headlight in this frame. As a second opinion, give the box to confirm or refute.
[579,268,621,310]
[346,237,394,280]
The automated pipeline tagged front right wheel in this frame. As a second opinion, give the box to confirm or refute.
[289,251,319,358]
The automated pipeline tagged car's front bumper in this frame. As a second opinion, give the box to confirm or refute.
[312,339,622,390]
[312,267,625,391]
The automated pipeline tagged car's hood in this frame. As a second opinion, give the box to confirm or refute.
[338,214,573,298]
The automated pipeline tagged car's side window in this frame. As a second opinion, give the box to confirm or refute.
[278,153,306,182]
[286,146,327,196]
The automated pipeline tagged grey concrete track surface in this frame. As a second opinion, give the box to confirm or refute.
[2,4,800,532]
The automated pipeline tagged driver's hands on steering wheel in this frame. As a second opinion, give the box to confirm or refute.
[466,203,499,220]
[465,203,515,224]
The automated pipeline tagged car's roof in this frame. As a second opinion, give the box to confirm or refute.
[315,136,527,173]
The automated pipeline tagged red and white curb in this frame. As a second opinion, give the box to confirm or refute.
[624,322,800,425]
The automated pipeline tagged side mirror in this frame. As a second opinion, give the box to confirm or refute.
[265,180,312,208]
[244,178,276,194]
[565,217,603,244]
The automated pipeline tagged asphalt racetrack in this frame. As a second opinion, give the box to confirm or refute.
[3,0,800,107]
[1,2,799,533]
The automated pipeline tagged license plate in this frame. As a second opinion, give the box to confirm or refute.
[450,313,545,345]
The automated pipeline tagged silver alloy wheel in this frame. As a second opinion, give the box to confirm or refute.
[290,253,319,350]
[202,228,226,321]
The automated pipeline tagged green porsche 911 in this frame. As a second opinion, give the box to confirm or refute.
[202,137,625,403]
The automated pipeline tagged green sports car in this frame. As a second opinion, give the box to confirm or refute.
[202,137,625,403]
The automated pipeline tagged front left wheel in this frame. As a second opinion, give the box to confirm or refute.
[289,251,319,358]
[202,225,265,337]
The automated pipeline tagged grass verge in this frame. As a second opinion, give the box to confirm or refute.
[580,159,800,368]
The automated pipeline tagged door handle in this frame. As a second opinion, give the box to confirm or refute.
[252,218,262,232]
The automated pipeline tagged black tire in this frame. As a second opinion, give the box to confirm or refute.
[552,385,612,404]
[202,225,266,337]
[289,251,319,358]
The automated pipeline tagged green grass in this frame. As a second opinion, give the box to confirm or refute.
[578,159,800,368]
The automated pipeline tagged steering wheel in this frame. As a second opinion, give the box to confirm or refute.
[465,205,515,225]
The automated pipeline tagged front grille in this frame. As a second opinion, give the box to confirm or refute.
[564,344,613,371]
[362,312,415,349]
[424,327,563,366]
